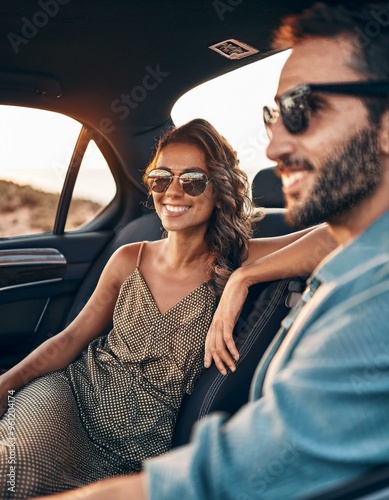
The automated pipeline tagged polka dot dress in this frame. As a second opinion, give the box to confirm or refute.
[0,245,216,499]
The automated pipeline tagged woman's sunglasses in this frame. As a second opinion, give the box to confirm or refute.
[146,168,211,196]
[263,81,389,136]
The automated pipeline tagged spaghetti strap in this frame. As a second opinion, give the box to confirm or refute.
[136,241,147,268]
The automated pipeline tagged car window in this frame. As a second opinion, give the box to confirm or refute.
[66,140,116,231]
[0,105,116,238]
[171,50,290,183]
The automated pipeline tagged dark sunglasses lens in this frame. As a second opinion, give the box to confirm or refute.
[180,172,208,196]
[147,170,172,193]
[281,95,309,134]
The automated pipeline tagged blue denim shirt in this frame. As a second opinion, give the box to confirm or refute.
[146,211,389,500]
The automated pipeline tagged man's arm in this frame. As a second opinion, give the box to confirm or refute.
[145,274,389,499]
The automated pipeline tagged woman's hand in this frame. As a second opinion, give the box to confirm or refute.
[204,269,250,375]
[204,224,337,375]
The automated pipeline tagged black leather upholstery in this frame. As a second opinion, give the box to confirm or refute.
[252,166,284,208]
[251,166,300,237]
[169,168,305,446]
[172,277,305,447]
[62,170,304,456]
[301,465,389,500]
[253,208,298,237]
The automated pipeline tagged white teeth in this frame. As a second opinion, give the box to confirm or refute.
[281,171,306,188]
[165,205,189,213]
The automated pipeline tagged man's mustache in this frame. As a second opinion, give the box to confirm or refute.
[274,158,315,177]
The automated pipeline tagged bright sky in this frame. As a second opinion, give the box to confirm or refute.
[0,106,115,204]
[0,50,290,201]
[172,50,291,181]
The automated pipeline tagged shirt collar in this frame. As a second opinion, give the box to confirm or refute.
[311,210,389,286]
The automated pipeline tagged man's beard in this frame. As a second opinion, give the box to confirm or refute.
[283,127,382,228]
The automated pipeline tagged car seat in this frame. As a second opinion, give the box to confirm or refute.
[171,276,304,446]
[301,464,389,500]
[62,168,304,450]
[251,166,298,237]
[171,166,305,445]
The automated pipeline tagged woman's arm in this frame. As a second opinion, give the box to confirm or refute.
[204,224,337,374]
[0,244,139,417]
[31,473,148,500]
[243,225,317,265]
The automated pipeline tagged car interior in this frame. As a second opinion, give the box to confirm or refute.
[0,1,388,498]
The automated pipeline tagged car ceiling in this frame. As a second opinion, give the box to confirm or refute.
[0,0,317,127]
[0,0,312,184]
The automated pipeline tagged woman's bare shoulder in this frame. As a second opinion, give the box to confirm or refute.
[104,241,153,286]
[113,240,162,273]
[117,240,162,259]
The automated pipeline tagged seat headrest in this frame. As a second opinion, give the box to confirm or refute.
[251,166,284,208]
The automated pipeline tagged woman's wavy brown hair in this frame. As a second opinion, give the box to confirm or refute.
[143,118,261,297]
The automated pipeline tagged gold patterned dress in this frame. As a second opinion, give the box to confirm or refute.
[0,244,216,499]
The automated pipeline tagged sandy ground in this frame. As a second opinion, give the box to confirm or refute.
[0,205,101,237]
[0,180,102,238]
[0,207,40,237]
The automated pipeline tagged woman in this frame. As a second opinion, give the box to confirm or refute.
[0,119,335,499]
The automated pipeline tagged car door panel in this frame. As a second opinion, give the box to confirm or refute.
[0,231,114,369]
[0,248,67,290]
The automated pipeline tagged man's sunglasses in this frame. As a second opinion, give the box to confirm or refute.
[146,168,211,196]
[263,81,389,136]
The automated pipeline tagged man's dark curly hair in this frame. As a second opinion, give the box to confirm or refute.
[273,1,389,123]
[143,118,261,298]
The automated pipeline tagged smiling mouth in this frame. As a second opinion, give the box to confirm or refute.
[164,204,190,214]
[281,171,306,188]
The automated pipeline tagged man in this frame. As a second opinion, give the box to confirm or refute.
[37,2,389,499]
